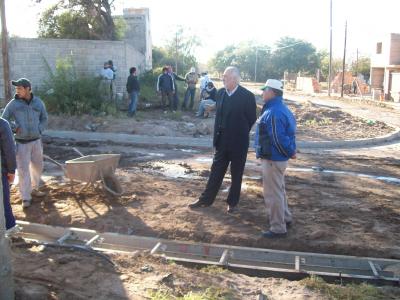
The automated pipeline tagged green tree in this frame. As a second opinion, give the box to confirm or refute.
[152,27,201,74]
[208,45,237,76]
[208,37,321,81]
[152,47,175,69]
[271,37,320,76]
[319,50,343,81]
[208,42,278,81]
[37,0,122,40]
[164,26,201,73]
[351,56,371,80]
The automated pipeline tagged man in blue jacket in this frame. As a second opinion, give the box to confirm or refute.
[254,79,296,238]
[2,78,48,209]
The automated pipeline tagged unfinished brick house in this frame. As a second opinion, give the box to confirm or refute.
[370,33,400,102]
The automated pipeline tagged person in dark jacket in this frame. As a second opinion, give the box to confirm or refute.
[195,81,217,117]
[168,66,185,111]
[254,79,296,238]
[0,118,17,229]
[189,66,256,213]
[126,67,140,117]
[157,67,175,111]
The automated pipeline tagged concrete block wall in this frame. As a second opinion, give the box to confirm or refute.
[0,37,145,100]
[0,7,152,101]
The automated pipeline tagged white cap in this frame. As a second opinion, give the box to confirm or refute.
[261,79,283,92]
[190,67,196,73]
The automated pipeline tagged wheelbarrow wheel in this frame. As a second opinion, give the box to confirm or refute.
[101,174,123,196]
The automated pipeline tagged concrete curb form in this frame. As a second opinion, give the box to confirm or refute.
[44,130,213,148]
[297,127,400,149]
[44,128,400,150]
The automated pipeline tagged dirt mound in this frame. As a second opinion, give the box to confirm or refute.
[286,102,393,141]
[48,102,395,142]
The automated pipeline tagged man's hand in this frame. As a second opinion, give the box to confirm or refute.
[7,173,15,184]
[15,127,21,134]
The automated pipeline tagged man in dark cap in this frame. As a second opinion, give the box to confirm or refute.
[2,78,48,209]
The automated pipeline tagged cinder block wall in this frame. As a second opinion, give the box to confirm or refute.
[0,8,152,102]
[0,37,146,101]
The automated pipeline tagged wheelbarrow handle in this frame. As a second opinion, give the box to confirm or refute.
[72,147,84,157]
[43,154,66,171]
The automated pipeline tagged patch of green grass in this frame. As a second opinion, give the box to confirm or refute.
[301,275,386,300]
[201,265,227,275]
[165,110,183,121]
[149,287,235,300]
[304,118,332,127]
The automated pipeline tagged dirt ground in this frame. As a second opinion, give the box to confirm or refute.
[47,97,394,142]
[11,140,400,259]
[9,141,400,299]
[9,95,400,299]
[11,240,400,300]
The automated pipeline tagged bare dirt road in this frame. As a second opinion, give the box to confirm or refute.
[9,93,400,299]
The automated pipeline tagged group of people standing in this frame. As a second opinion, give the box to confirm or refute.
[1,78,48,233]
[1,67,297,240]
[124,65,217,118]
[156,66,216,116]
[189,66,297,238]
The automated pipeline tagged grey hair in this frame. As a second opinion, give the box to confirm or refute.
[224,66,241,83]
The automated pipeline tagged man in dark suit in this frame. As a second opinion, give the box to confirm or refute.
[189,66,256,213]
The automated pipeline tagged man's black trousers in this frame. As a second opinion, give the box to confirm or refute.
[199,147,247,207]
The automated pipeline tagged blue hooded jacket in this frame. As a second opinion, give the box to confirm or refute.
[254,96,296,161]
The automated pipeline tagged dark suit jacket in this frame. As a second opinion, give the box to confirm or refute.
[213,85,257,151]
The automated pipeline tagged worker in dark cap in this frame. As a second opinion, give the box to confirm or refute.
[2,78,48,209]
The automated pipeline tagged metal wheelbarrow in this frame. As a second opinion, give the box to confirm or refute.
[44,151,123,196]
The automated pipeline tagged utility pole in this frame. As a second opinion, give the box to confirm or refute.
[0,159,14,299]
[0,0,11,102]
[340,20,347,98]
[356,48,359,77]
[254,48,258,82]
[175,31,178,74]
[328,0,333,97]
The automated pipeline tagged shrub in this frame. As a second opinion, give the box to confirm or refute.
[37,57,113,115]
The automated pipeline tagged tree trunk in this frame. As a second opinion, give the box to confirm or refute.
[0,0,12,102]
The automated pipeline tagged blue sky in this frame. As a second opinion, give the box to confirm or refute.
[4,0,400,62]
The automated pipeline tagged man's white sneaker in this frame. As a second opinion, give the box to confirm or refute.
[31,189,46,197]
[22,199,32,209]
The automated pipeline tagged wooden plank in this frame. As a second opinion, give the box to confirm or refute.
[295,256,300,272]
[150,242,162,255]
[368,261,380,277]
[219,249,230,265]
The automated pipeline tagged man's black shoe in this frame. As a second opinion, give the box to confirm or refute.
[286,221,292,228]
[188,200,211,209]
[262,230,287,239]
[227,205,238,214]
